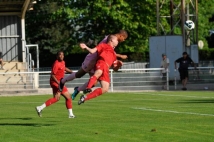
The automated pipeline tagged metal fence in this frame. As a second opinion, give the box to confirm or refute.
[1,67,214,92]
[38,68,168,91]
[174,67,214,90]
[0,68,167,91]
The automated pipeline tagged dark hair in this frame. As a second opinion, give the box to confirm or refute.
[56,51,63,56]
[183,52,187,55]
[119,30,128,37]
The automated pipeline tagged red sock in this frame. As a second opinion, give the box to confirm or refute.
[45,98,58,107]
[66,98,72,109]
[87,76,98,88]
[85,88,102,101]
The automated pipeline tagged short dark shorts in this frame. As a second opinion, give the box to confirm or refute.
[179,69,188,80]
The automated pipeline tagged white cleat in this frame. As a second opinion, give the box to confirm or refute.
[69,115,75,118]
[35,106,42,117]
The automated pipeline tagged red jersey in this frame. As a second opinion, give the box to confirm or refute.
[96,43,116,67]
[50,60,65,84]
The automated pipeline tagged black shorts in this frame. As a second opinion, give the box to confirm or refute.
[179,69,188,80]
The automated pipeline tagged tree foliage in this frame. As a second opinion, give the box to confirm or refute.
[26,0,214,57]
[26,0,157,55]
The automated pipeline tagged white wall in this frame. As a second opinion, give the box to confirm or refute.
[149,35,183,80]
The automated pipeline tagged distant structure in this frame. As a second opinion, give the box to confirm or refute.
[150,0,198,80]
[0,0,36,62]
[156,0,198,48]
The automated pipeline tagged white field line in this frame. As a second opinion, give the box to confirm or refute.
[133,107,214,117]
[131,92,214,99]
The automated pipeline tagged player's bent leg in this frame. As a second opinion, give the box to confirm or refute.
[85,69,103,92]
[59,73,76,92]
[76,80,97,96]
[80,81,98,93]
[78,81,109,105]
[78,82,88,91]
[62,91,75,118]
[35,92,60,117]
[59,68,87,92]
[100,80,109,93]
[75,68,87,78]
[62,66,87,84]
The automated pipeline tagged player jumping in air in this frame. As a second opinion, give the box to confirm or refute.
[59,30,128,100]
[35,51,75,118]
[78,35,119,105]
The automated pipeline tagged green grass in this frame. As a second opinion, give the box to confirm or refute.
[0,91,214,142]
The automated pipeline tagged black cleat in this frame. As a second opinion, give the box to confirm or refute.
[59,78,64,92]
[182,87,187,91]
[78,95,85,105]
[83,88,92,94]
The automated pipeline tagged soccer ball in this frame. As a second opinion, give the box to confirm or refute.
[184,20,195,31]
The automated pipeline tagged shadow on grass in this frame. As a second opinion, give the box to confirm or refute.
[180,99,214,103]
[0,123,55,127]
[0,117,33,120]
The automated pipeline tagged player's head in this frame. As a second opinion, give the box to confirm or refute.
[183,52,188,58]
[107,35,119,48]
[162,53,166,59]
[56,51,64,61]
[115,30,128,42]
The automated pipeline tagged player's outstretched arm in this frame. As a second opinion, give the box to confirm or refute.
[116,54,128,59]
[65,67,72,73]
[80,43,97,54]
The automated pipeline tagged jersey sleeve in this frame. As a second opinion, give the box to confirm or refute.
[175,58,181,63]
[188,57,194,63]
[96,43,104,54]
[51,62,58,75]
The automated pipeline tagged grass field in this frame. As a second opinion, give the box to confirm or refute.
[0,91,214,142]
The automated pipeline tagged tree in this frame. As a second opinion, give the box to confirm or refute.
[26,0,157,55]
[198,0,214,48]
[26,0,214,61]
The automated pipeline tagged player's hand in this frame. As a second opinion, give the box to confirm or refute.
[117,60,123,66]
[120,55,128,59]
[79,43,87,49]
[112,60,123,71]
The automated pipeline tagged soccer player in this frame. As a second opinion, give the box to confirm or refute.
[59,30,128,100]
[78,35,118,105]
[35,51,75,118]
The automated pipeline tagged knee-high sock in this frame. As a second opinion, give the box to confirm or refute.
[87,76,97,89]
[78,82,88,91]
[66,98,72,109]
[85,88,102,101]
[61,73,76,84]
[45,98,58,107]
